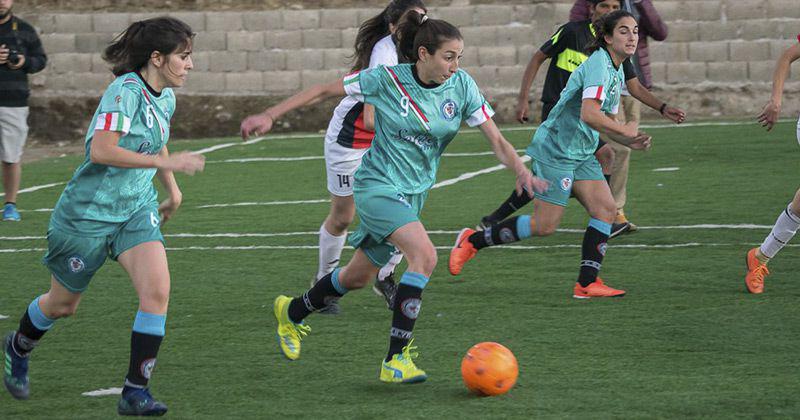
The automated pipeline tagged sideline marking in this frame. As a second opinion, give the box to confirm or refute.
[82,387,123,397]
[653,167,680,172]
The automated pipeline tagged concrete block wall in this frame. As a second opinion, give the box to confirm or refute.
[18,0,800,141]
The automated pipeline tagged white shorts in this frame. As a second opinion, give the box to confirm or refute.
[325,140,368,197]
[0,107,29,164]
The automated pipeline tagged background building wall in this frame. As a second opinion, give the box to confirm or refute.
[13,0,800,142]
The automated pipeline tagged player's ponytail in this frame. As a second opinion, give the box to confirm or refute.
[350,0,427,71]
[396,10,462,63]
[103,17,194,77]
[585,9,635,54]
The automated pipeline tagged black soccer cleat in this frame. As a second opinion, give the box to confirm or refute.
[373,273,397,310]
[118,387,168,416]
[609,222,631,239]
[4,332,30,400]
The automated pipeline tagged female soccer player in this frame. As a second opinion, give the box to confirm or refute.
[449,10,651,299]
[241,11,547,383]
[315,0,427,315]
[2,17,204,416]
[745,35,800,294]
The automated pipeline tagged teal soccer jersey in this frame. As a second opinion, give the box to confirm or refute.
[343,63,494,194]
[527,48,623,168]
[50,72,175,235]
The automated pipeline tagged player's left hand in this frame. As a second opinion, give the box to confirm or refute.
[757,100,780,131]
[663,106,686,124]
[158,193,183,225]
[628,132,652,150]
[240,111,274,140]
[515,168,549,197]
[7,54,25,70]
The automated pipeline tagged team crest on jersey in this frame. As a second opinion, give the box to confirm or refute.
[440,99,457,121]
[396,193,412,209]
[67,256,85,273]
[140,358,157,379]
[401,298,422,319]
[560,177,573,191]
[114,95,122,104]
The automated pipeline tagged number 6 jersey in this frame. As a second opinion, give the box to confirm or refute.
[50,72,175,236]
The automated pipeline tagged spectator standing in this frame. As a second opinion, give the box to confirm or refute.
[0,0,47,221]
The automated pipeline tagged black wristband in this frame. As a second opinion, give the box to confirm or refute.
[659,103,667,114]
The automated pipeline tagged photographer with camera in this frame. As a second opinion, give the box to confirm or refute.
[0,0,46,221]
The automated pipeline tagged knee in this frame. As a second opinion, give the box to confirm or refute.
[139,285,171,309]
[591,203,617,223]
[327,207,355,233]
[407,249,437,277]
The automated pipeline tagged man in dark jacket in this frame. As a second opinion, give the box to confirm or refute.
[570,0,669,232]
[0,0,47,221]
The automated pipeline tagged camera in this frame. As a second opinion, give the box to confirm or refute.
[7,49,21,66]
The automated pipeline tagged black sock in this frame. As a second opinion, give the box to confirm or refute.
[604,174,611,184]
[387,277,425,361]
[578,221,610,287]
[469,215,530,250]
[484,189,532,224]
[287,270,344,323]
[13,311,47,357]
[125,332,163,391]
[4,201,15,206]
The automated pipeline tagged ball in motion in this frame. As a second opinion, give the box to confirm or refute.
[461,342,518,396]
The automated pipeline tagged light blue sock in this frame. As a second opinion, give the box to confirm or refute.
[28,296,55,331]
[132,311,166,337]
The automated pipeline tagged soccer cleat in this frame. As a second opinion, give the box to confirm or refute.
[273,295,310,361]
[2,203,20,222]
[117,387,168,416]
[616,210,638,233]
[380,340,427,384]
[449,228,478,276]
[3,332,30,400]
[372,272,397,309]
[609,222,631,239]
[573,278,626,299]
[744,248,769,294]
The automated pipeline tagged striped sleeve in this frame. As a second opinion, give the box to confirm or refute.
[343,71,364,102]
[94,112,132,134]
[466,102,496,127]
[582,85,606,102]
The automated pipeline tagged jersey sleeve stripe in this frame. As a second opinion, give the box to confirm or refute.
[582,86,606,102]
[95,112,131,134]
[466,103,496,127]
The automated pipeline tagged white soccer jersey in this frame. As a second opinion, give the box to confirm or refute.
[324,35,397,149]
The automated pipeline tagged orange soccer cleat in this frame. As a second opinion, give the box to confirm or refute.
[449,228,478,276]
[573,277,626,299]
[744,248,769,294]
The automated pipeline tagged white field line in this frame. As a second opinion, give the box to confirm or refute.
[82,387,122,397]
[0,315,8,320]
[0,224,777,242]
[195,199,329,209]
[653,167,680,172]
[1,242,796,254]
[432,156,531,189]
[205,149,524,164]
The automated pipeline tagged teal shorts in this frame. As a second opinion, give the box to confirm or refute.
[348,184,427,267]
[531,157,605,207]
[42,204,165,293]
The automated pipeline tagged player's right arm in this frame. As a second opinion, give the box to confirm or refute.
[240,79,346,140]
[516,50,548,123]
[90,131,204,174]
[759,41,800,131]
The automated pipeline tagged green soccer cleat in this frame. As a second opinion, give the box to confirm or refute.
[4,332,30,400]
[273,295,310,361]
[380,339,428,384]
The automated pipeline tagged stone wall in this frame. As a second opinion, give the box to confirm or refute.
[15,0,800,142]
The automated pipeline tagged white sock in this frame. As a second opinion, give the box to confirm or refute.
[378,252,404,280]
[760,205,800,259]
[317,225,347,280]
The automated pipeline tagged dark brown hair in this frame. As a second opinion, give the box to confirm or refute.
[103,17,194,76]
[395,10,462,63]
[350,0,427,71]
[586,10,635,54]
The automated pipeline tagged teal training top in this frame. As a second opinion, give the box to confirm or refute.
[527,48,623,169]
[344,63,494,194]
[50,72,175,235]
